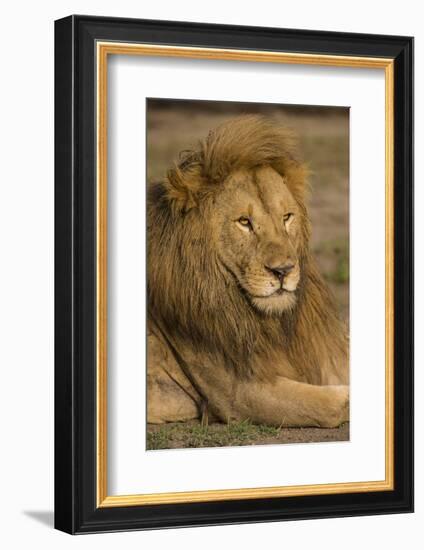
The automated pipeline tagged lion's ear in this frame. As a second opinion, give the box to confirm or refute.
[164,165,204,213]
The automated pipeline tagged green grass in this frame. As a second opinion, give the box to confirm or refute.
[147,420,283,450]
[147,420,350,450]
[333,254,349,284]
[314,238,349,285]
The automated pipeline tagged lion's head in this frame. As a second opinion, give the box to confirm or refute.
[148,115,345,380]
[158,115,310,316]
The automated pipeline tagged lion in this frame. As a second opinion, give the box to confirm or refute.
[147,115,349,429]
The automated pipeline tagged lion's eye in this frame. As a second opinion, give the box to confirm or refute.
[283,213,294,229]
[237,217,253,231]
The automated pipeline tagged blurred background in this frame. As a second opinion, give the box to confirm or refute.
[147,98,349,321]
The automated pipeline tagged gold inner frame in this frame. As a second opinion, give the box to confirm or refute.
[96,42,395,508]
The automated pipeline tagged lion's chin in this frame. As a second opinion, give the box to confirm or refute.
[250,291,297,315]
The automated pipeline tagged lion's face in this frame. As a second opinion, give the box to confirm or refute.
[211,166,303,315]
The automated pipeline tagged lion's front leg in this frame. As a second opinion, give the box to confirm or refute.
[147,328,201,424]
[215,377,349,429]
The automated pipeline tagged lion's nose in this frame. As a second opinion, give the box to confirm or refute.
[266,263,295,281]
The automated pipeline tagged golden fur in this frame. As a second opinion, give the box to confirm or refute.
[147,115,349,428]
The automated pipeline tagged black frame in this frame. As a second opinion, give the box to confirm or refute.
[55,15,414,534]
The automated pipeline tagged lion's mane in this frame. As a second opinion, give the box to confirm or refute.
[147,116,348,384]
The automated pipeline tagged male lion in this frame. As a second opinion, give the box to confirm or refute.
[147,115,349,428]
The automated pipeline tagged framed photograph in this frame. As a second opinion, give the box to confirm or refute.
[54,15,413,534]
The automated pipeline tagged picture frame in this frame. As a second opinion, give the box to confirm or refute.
[54,15,414,534]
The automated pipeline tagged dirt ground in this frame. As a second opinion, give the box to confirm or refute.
[146,99,350,450]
